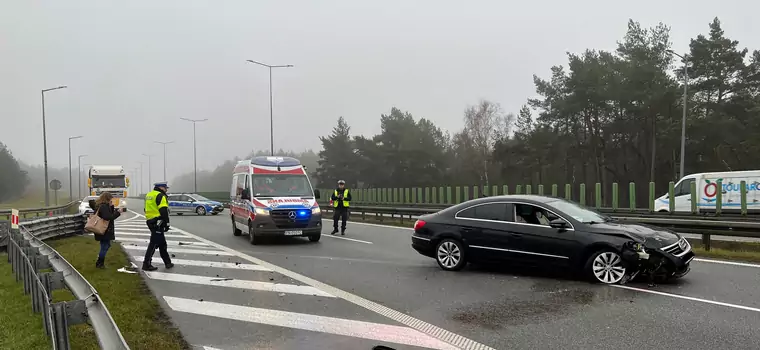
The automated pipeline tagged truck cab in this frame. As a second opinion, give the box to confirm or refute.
[88,165,129,212]
[229,156,322,245]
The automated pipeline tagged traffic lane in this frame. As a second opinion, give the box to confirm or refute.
[320,220,760,310]
[128,202,760,348]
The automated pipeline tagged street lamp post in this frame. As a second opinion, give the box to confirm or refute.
[153,141,174,181]
[246,60,293,156]
[42,85,68,206]
[180,118,208,192]
[137,162,144,195]
[667,50,689,180]
[142,154,153,189]
[68,136,83,202]
[77,155,88,198]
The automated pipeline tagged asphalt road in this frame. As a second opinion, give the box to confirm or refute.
[119,201,760,350]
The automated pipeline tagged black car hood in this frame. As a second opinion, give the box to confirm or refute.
[585,222,680,248]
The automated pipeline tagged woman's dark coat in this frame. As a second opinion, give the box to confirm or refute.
[89,200,121,241]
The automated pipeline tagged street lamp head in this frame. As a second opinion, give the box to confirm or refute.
[69,135,83,140]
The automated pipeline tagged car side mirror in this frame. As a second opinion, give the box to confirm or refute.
[314,189,321,199]
[549,218,568,230]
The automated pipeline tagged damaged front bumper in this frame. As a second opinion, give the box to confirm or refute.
[620,238,694,284]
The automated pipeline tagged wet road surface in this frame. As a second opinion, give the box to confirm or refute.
[120,201,760,349]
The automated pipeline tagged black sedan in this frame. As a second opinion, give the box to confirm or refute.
[411,195,695,284]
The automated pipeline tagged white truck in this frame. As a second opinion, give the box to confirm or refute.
[653,170,760,213]
[88,165,129,212]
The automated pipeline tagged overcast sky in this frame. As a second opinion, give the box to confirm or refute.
[1,0,757,182]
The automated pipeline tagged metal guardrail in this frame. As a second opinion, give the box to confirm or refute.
[4,215,130,350]
[319,204,760,251]
[0,201,79,221]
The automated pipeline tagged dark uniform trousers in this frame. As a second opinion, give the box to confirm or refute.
[143,218,172,266]
[333,207,348,231]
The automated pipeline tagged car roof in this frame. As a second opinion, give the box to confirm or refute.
[459,194,562,205]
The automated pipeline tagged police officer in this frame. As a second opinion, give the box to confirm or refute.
[142,181,174,271]
[331,180,351,235]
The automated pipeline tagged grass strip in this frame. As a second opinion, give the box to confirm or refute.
[46,235,189,350]
[343,215,760,265]
[0,254,51,350]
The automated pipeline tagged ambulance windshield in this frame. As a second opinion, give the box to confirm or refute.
[252,174,313,197]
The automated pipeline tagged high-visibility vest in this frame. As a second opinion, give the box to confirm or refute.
[333,189,350,207]
[145,190,168,219]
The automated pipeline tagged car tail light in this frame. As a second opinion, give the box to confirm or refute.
[413,219,426,231]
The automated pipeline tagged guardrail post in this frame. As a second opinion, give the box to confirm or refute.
[716,180,723,216]
[551,184,557,197]
[503,185,509,195]
[612,183,619,211]
[447,187,452,204]
[483,185,489,197]
[690,181,698,214]
[629,182,636,212]
[463,186,469,201]
[740,180,748,216]
[648,182,655,213]
[515,185,522,195]
[418,188,423,204]
[537,185,544,196]
[595,183,602,208]
[490,185,497,197]
[525,185,532,195]
[473,186,479,199]
[439,187,445,204]
[579,184,586,206]
[432,187,438,203]
[668,181,675,213]
[424,187,430,203]
[564,184,572,201]
[455,187,461,203]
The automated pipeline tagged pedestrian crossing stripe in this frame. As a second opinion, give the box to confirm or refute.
[164,296,458,350]
[131,257,272,271]
[116,237,211,247]
[145,271,334,297]
[122,246,234,256]
[114,232,189,239]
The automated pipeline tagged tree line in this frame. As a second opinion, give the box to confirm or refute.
[314,18,760,206]
[0,142,28,202]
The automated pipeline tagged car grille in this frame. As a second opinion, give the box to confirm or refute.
[270,209,310,228]
[661,238,690,257]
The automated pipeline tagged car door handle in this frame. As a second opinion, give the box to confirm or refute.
[461,228,476,233]
[508,233,523,239]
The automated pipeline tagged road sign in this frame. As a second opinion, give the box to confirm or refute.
[11,209,19,229]
[50,179,62,191]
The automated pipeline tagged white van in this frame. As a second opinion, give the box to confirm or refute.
[653,170,760,212]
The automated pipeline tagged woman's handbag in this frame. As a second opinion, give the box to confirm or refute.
[85,208,109,235]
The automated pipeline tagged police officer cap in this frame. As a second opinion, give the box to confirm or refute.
[337,180,345,184]
[154,181,170,188]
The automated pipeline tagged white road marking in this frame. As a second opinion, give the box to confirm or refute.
[694,258,760,268]
[128,209,493,350]
[323,234,373,244]
[612,285,760,313]
[321,219,414,232]
[120,214,141,222]
[122,245,234,256]
[131,256,272,271]
[146,271,334,298]
[202,347,223,350]
[164,296,459,350]
[116,237,211,247]
[114,232,188,239]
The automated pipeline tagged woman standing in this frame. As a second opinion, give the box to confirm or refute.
[89,192,121,268]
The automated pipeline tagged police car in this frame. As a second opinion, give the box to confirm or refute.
[166,193,224,216]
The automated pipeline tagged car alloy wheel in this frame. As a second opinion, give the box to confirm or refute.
[248,224,259,245]
[591,251,626,284]
[435,239,466,271]
[196,206,207,215]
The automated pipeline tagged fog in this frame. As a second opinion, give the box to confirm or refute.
[1,0,757,184]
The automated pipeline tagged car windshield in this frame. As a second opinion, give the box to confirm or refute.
[547,199,608,223]
[91,175,126,188]
[192,195,211,201]
[252,174,313,197]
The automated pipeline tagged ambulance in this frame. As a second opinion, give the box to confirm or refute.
[229,156,322,245]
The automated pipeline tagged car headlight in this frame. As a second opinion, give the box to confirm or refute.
[254,208,269,215]
[311,207,321,214]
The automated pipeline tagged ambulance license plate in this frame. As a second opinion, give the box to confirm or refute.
[284,230,302,236]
